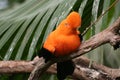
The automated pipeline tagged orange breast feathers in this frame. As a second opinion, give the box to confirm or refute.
[43,11,82,56]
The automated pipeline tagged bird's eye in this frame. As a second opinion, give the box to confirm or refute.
[64,23,69,27]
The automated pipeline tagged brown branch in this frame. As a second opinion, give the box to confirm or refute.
[28,59,54,80]
[71,17,120,58]
[28,17,120,80]
[0,57,40,74]
[74,56,120,80]
[0,57,55,74]
[0,56,120,80]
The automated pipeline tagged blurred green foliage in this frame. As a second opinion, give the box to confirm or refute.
[8,0,26,5]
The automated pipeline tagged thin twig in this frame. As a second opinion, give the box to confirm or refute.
[82,0,119,36]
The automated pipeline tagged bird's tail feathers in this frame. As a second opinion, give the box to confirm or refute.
[57,60,75,80]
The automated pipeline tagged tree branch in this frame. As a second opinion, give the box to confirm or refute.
[73,56,120,80]
[28,17,120,80]
[0,56,120,80]
[28,59,54,80]
[71,17,120,58]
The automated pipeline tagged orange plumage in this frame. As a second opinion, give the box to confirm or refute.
[43,11,82,56]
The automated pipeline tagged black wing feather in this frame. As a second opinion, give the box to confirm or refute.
[38,47,55,63]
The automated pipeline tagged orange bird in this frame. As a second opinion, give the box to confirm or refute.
[38,11,82,80]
